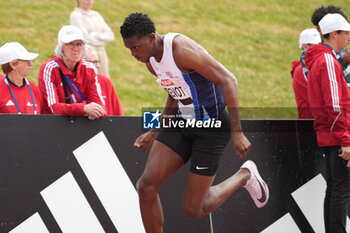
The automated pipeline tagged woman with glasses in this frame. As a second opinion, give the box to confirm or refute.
[0,42,44,114]
[38,25,106,120]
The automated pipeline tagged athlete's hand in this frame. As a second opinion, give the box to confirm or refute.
[339,146,350,167]
[232,132,251,158]
[134,130,159,152]
[84,102,106,120]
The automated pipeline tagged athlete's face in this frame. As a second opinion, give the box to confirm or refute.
[123,34,154,63]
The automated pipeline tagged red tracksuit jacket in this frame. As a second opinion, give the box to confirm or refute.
[291,60,313,119]
[38,55,104,116]
[305,44,350,147]
[0,77,44,114]
[97,74,124,116]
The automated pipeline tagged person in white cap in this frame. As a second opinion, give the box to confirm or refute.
[291,28,321,119]
[38,25,106,119]
[0,42,43,114]
[301,6,350,89]
[304,13,350,233]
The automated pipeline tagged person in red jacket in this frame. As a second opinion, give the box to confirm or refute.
[84,47,124,116]
[0,42,44,114]
[304,13,350,233]
[0,73,4,78]
[38,25,106,119]
[291,28,321,119]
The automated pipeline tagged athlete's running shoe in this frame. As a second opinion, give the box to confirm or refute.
[241,160,269,208]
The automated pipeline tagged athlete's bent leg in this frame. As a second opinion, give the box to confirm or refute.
[182,168,250,219]
[137,140,184,233]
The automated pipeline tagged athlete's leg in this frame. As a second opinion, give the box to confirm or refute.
[182,110,269,218]
[182,168,250,219]
[137,140,185,233]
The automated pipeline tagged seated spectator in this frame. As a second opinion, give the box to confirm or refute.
[291,28,321,119]
[70,0,115,78]
[38,25,106,120]
[0,42,44,114]
[85,47,124,116]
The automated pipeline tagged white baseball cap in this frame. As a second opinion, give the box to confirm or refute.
[298,28,321,48]
[0,42,39,65]
[58,25,87,44]
[319,13,350,35]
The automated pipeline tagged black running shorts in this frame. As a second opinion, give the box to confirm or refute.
[156,110,231,176]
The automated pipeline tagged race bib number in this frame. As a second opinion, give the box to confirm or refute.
[156,78,193,105]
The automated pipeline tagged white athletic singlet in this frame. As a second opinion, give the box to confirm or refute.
[149,33,226,120]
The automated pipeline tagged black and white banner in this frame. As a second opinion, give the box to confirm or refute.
[0,115,348,233]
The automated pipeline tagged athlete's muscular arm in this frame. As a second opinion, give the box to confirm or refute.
[134,63,179,151]
[172,35,251,158]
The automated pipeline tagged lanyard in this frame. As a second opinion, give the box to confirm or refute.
[324,44,341,60]
[52,58,87,104]
[4,77,37,114]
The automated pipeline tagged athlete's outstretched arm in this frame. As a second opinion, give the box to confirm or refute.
[172,35,251,158]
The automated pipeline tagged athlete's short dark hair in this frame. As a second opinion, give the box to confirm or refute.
[120,12,156,39]
[311,5,348,26]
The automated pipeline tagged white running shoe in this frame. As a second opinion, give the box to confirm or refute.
[241,160,269,208]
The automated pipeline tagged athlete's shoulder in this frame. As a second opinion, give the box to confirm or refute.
[172,33,194,48]
[173,33,207,57]
[172,33,209,73]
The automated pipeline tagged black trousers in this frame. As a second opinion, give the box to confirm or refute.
[322,146,350,233]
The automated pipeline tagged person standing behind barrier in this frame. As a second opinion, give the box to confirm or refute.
[84,46,124,115]
[0,42,43,114]
[70,0,115,78]
[38,25,106,120]
[301,5,350,86]
[304,13,350,233]
[291,28,321,119]
[120,13,269,233]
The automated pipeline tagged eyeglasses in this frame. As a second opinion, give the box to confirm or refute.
[66,42,84,49]
[18,60,32,65]
[88,60,100,66]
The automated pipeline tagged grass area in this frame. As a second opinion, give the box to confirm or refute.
[0,0,348,117]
